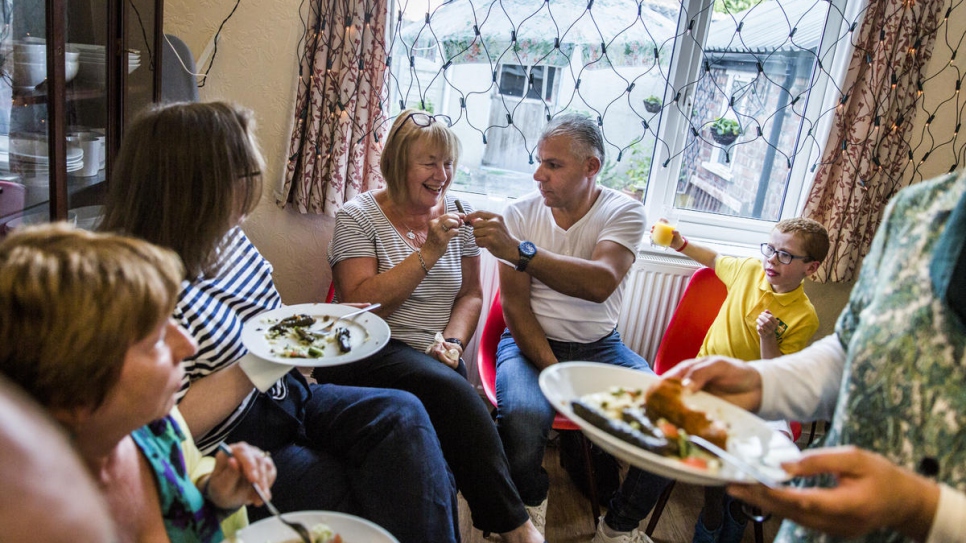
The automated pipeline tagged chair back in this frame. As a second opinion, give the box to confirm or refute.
[476,290,582,430]
[161,34,200,103]
[477,289,504,407]
[652,267,727,375]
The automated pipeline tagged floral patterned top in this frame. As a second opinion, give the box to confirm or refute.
[131,415,225,543]
[777,171,966,542]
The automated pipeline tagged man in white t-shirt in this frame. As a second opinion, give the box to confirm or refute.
[468,113,670,543]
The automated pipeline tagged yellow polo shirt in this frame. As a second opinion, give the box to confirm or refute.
[697,256,818,360]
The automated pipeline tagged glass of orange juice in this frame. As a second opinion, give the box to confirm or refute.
[650,208,677,249]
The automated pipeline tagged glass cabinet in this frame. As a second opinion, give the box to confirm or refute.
[0,0,163,234]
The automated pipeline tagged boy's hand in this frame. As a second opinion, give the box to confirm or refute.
[649,218,686,250]
[756,310,778,337]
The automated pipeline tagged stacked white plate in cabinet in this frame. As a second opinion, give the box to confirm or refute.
[70,43,141,85]
[8,137,84,175]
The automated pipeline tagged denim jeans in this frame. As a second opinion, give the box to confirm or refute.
[495,329,672,531]
[313,339,529,534]
[226,370,460,543]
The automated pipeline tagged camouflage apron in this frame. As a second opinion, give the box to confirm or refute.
[776,171,966,542]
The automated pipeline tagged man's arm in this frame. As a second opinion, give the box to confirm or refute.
[499,263,558,370]
[468,210,635,302]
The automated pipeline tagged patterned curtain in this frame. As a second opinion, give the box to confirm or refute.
[278,0,388,215]
[803,0,946,282]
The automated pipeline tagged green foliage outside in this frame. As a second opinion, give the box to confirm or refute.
[598,143,652,195]
[711,117,741,136]
[714,0,766,14]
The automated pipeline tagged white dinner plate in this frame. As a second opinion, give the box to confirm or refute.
[242,303,390,367]
[539,362,802,486]
[235,510,399,543]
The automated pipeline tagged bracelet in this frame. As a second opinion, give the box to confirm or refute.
[416,249,429,273]
[676,237,689,252]
[445,337,464,349]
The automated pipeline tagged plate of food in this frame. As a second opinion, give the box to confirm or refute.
[539,361,801,486]
[242,303,390,366]
[234,510,399,542]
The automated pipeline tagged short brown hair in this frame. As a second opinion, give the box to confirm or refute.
[379,109,461,202]
[99,101,264,278]
[0,224,184,411]
[774,217,830,263]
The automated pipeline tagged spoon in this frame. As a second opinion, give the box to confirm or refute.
[217,443,313,543]
[314,303,382,333]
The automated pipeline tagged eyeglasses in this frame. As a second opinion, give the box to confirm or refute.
[760,243,811,265]
[404,112,453,128]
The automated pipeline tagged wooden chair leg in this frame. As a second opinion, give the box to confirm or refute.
[644,480,676,536]
[577,432,601,525]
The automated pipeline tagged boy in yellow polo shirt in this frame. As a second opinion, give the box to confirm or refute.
[666,217,829,543]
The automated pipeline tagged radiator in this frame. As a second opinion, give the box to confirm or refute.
[616,253,700,363]
[466,251,698,388]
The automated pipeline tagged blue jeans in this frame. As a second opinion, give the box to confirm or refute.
[226,370,459,543]
[313,339,529,534]
[496,329,672,531]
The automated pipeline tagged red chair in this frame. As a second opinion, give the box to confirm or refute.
[477,290,601,530]
[644,267,798,541]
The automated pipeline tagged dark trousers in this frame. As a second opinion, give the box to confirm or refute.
[314,339,530,534]
[226,371,460,543]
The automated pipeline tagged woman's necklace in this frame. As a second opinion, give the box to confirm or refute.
[394,210,428,247]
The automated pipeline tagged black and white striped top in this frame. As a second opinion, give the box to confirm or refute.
[173,227,282,453]
[328,192,481,352]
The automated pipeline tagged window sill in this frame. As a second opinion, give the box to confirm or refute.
[638,236,759,260]
[701,161,734,182]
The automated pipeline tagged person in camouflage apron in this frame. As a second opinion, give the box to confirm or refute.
[667,170,966,542]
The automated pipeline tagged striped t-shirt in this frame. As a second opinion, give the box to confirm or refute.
[174,227,282,453]
[328,192,481,352]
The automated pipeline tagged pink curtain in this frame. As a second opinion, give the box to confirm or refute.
[279,0,388,216]
[803,0,946,282]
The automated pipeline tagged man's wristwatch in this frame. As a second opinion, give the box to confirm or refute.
[516,240,537,271]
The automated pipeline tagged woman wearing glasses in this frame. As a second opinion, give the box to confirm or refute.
[317,109,545,543]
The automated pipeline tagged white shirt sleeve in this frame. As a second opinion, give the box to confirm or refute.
[749,334,846,422]
[926,484,966,543]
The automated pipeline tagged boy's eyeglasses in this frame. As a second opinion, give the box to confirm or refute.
[760,243,811,264]
[404,112,453,128]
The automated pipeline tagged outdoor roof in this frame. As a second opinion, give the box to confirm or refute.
[704,0,826,54]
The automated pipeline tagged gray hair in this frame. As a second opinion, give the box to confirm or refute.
[538,113,606,164]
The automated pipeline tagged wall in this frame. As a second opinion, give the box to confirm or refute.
[165,0,333,304]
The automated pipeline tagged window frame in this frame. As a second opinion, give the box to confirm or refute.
[386,0,870,250]
[643,0,866,247]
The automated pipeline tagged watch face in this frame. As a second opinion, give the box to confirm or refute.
[520,241,537,257]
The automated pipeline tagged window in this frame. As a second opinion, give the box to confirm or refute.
[498,64,558,101]
[389,0,864,244]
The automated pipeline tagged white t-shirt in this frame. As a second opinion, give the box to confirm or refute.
[503,187,646,343]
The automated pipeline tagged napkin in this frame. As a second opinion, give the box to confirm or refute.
[426,332,461,365]
[237,353,293,392]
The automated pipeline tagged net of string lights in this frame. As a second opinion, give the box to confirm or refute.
[292,0,965,223]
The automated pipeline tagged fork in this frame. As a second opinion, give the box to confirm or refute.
[217,443,313,543]
[314,303,381,333]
